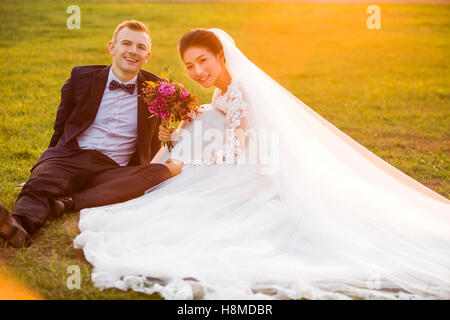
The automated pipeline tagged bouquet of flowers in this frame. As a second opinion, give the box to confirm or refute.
[141,81,201,151]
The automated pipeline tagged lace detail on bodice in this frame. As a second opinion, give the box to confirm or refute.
[211,78,247,164]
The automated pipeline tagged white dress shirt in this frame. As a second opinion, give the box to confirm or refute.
[77,68,138,166]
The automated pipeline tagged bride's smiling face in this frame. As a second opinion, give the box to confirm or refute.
[182,46,225,88]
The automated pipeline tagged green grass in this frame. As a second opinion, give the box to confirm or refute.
[0,1,449,299]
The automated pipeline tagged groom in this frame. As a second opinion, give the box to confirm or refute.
[0,20,183,248]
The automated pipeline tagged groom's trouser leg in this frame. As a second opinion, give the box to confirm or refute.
[11,150,116,235]
[71,163,172,211]
[12,150,171,236]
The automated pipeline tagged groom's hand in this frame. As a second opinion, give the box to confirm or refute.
[164,158,184,177]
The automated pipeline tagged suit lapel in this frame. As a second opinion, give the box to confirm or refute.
[88,64,111,120]
[66,65,111,142]
[136,71,156,164]
[137,71,146,145]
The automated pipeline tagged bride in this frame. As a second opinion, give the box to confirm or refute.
[74,28,450,300]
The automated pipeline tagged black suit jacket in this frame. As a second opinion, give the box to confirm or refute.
[32,64,164,171]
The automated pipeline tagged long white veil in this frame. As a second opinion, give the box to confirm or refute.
[210,28,450,298]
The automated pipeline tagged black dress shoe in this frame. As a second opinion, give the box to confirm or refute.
[51,196,74,219]
[0,204,31,248]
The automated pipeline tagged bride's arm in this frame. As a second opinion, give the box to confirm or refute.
[151,146,168,163]
[158,118,193,143]
[152,117,194,163]
[217,88,248,163]
[175,119,191,132]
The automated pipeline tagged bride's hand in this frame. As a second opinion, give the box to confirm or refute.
[159,120,192,142]
[159,124,175,142]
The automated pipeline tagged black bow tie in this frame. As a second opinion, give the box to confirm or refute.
[109,80,136,95]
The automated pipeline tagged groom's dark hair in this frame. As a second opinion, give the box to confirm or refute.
[178,28,223,59]
[112,20,150,45]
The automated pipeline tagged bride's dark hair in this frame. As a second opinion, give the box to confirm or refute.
[178,28,223,59]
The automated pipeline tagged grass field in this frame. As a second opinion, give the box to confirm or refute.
[0,1,449,299]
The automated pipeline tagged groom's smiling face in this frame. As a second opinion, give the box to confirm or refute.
[108,27,151,78]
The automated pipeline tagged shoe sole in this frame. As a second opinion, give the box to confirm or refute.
[0,210,31,248]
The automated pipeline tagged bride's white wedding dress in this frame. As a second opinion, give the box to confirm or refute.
[74,29,450,300]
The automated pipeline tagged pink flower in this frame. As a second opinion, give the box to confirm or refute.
[157,82,176,97]
[149,96,169,118]
[179,88,190,99]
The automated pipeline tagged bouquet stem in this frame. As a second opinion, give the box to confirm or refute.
[162,118,174,152]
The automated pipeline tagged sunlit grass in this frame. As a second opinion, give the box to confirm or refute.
[0,1,448,299]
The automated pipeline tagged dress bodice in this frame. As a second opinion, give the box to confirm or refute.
[212,78,247,127]
[211,78,247,164]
